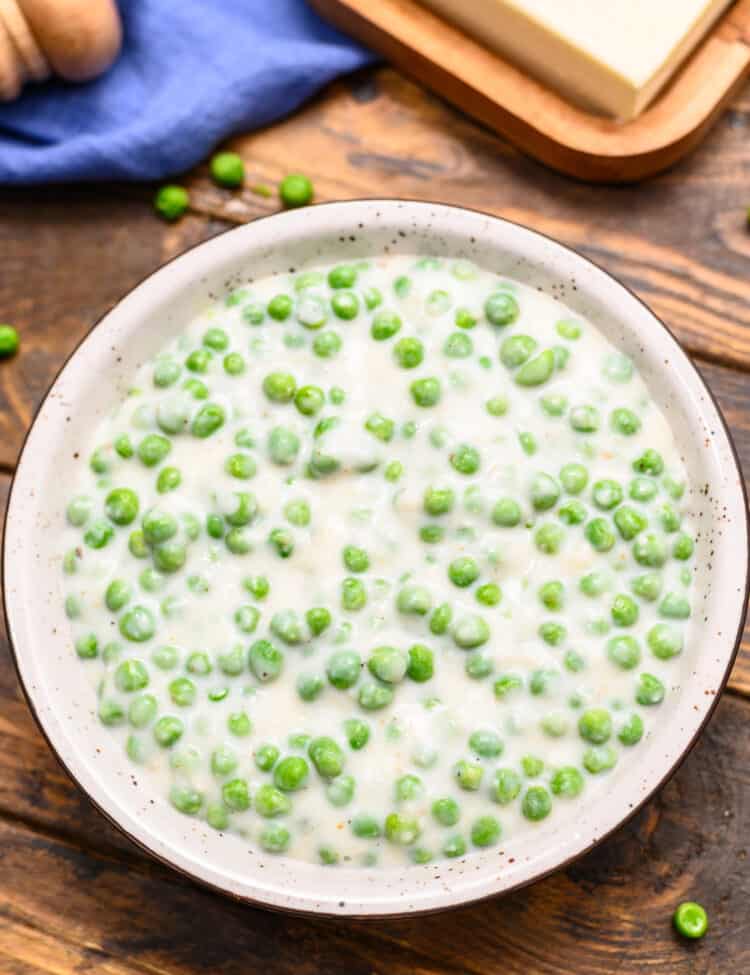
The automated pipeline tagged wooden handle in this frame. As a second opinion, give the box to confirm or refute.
[19,0,121,82]
[0,0,121,99]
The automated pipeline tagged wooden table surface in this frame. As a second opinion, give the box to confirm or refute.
[1,67,749,974]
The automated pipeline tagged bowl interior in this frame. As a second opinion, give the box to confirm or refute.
[4,200,747,916]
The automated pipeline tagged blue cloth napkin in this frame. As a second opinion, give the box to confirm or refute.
[0,0,373,184]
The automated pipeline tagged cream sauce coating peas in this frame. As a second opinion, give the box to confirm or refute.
[60,255,697,868]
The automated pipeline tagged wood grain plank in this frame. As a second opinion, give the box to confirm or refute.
[0,194,229,469]
[0,693,747,974]
[185,68,750,371]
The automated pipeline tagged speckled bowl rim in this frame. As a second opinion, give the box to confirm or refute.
[3,200,748,918]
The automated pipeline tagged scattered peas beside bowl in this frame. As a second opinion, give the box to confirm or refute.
[60,254,697,868]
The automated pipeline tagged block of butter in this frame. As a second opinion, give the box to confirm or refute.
[419,0,735,119]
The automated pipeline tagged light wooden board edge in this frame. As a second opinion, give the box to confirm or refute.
[310,0,750,182]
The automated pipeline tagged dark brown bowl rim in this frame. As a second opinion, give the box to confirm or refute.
[3,198,748,920]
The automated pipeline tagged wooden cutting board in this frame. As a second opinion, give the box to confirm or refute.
[309,0,750,183]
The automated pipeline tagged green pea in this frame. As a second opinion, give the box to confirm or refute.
[254,784,292,818]
[515,349,554,387]
[113,434,134,460]
[312,330,342,358]
[469,729,504,758]
[327,773,356,807]
[153,715,183,748]
[550,767,584,798]
[222,351,245,376]
[637,672,665,705]
[393,773,422,802]
[441,331,472,359]
[306,607,331,637]
[673,533,694,560]
[363,286,382,310]
[476,583,501,607]
[423,487,455,516]
[168,785,203,816]
[618,713,644,746]
[344,718,370,751]
[293,293,326,329]
[429,602,453,635]
[182,377,208,399]
[306,737,344,779]
[185,347,212,374]
[454,760,484,791]
[659,593,691,619]
[226,711,252,737]
[267,426,300,466]
[368,645,408,684]
[592,479,622,511]
[168,676,196,708]
[534,522,565,555]
[73,633,97,659]
[394,337,425,370]
[452,614,490,649]
[471,816,501,848]
[484,395,508,418]
[537,621,566,647]
[648,622,683,658]
[633,533,668,568]
[491,767,521,805]
[328,264,357,289]
[267,294,294,321]
[224,453,256,480]
[569,404,600,433]
[556,318,582,340]
[248,639,284,682]
[611,594,639,627]
[396,584,432,616]
[369,310,402,343]
[103,488,138,527]
[104,578,131,613]
[578,708,612,744]
[255,744,280,772]
[115,659,149,693]
[190,403,225,438]
[358,682,393,711]
[339,577,365,612]
[448,556,480,588]
[328,290,358,321]
[210,745,238,778]
[521,786,552,821]
[537,581,563,612]
[485,292,519,326]
[410,377,441,407]
[489,497,520,528]
[500,334,537,369]
[610,407,641,436]
[216,779,249,816]
[557,465,587,498]
[384,812,420,846]
[583,745,618,774]
[273,755,309,792]
[234,605,261,634]
[607,635,641,670]
[585,518,615,553]
[326,651,361,690]
[449,443,480,476]
[633,448,664,476]
[362,412,394,444]
[540,394,567,417]
[673,901,709,940]
[528,473,559,512]
[629,477,658,502]
[603,352,633,382]
[263,372,296,403]
[464,652,493,679]
[119,605,156,643]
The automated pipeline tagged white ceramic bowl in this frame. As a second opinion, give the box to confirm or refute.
[4,201,748,917]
